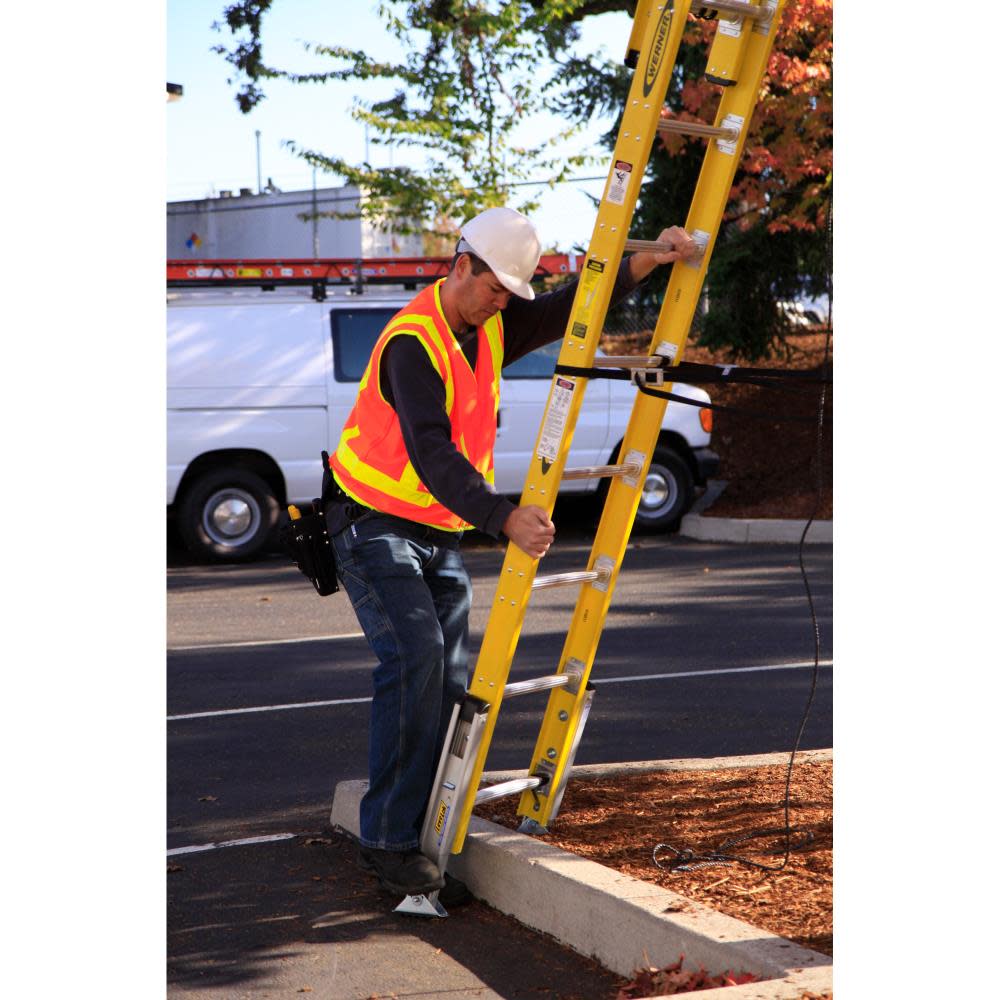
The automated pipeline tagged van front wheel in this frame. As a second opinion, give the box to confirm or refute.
[177,467,279,561]
[633,447,693,532]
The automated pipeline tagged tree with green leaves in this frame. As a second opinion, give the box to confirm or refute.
[214,1,832,358]
[213,0,614,236]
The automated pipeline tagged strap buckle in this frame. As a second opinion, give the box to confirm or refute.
[631,367,665,387]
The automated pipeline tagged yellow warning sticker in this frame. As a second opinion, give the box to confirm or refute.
[570,258,605,338]
[434,801,448,835]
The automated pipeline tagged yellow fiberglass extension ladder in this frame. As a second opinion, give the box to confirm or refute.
[398,0,787,917]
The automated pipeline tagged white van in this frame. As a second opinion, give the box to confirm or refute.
[167,285,718,560]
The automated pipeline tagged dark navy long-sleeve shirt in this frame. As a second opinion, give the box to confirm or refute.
[378,259,641,536]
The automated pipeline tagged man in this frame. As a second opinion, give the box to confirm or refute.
[327,206,697,899]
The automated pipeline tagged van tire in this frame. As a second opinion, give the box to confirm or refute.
[633,446,693,533]
[177,467,280,561]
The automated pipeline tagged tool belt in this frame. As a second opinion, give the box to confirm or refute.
[278,451,341,597]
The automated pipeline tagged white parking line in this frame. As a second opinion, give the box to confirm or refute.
[167,660,832,722]
[169,632,365,652]
[167,833,297,857]
[168,695,372,721]
[590,659,833,685]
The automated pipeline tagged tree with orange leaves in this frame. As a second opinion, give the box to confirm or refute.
[602,2,833,357]
[670,2,833,237]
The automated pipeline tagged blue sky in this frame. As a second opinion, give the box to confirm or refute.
[167,0,636,250]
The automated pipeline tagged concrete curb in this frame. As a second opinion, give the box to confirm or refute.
[679,480,832,545]
[331,750,832,999]
[679,512,832,545]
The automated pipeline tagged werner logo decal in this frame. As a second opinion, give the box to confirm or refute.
[434,801,448,835]
[643,2,675,98]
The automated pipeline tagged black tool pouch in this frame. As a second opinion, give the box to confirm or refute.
[278,451,340,596]
[279,499,340,596]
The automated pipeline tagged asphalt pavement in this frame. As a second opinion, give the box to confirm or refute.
[167,509,832,997]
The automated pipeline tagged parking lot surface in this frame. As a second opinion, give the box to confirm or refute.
[167,523,832,996]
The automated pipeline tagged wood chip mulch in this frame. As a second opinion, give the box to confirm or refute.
[474,758,832,958]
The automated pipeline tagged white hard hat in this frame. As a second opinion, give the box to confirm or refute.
[458,206,541,300]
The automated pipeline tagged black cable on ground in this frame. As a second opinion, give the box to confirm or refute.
[652,205,833,877]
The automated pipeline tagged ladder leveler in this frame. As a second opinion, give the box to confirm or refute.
[398,0,786,918]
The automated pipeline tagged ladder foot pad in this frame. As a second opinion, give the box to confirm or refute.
[394,892,448,918]
[517,818,550,837]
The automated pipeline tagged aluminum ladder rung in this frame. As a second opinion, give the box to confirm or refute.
[698,0,767,19]
[657,118,740,142]
[622,238,704,260]
[503,674,571,698]
[533,565,612,591]
[589,354,664,368]
[562,462,642,482]
[474,776,543,806]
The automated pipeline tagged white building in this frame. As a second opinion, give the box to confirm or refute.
[167,184,424,259]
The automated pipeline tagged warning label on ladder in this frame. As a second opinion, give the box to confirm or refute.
[571,259,606,339]
[537,377,575,466]
[606,160,633,206]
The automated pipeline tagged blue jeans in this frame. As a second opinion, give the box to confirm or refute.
[332,512,472,850]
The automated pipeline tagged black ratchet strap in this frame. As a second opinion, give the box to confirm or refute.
[555,360,831,387]
[554,362,831,424]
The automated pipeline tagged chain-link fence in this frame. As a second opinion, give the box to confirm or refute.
[602,286,708,345]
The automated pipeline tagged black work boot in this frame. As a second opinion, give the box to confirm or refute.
[358,846,445,895]
[438,873,472,908]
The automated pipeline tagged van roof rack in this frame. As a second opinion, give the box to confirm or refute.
[167,254,585,301]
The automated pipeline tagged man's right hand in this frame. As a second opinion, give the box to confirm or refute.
[503,505,555,559]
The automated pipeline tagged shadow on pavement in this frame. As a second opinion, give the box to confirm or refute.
[168,829,621,999]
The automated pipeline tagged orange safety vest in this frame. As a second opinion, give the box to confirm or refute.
[329,279,504,531]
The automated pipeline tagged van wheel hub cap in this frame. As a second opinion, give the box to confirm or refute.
[204,490,260,545]
[642,470,671,509]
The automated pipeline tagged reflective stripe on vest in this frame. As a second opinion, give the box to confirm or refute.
[330,280,504,531]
